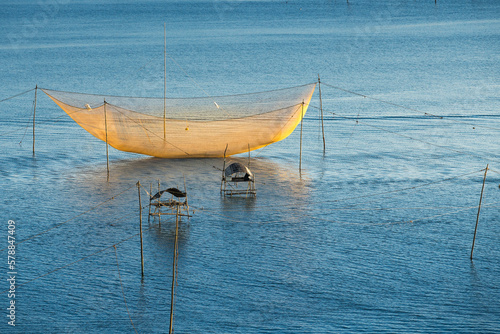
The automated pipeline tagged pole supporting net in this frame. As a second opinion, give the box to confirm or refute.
[41,83,316,158]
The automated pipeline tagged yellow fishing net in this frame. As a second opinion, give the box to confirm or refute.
[42,83,316,158]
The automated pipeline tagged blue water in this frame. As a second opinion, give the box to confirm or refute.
[1,0,500,333]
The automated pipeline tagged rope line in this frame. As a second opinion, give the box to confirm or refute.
[193,168,484,213]
[345,109,360,147]
[0,184,136,252]
[0,102,92,139]
[315,105,493,162]
[325,168,486,210]
[199,202,483,227]
[114,245,139,334]
[18,94,36,145]
[202,198,500,227]
[487,168,500,176]
[321,82,500,131]
[1,226,154,295]
[0,124,33,138]
[38,83,316,100]
[0,88,35,103]
[349,200,500,226]
[0,89,36,139]
[309,206,474,226]
[320,169,485,205]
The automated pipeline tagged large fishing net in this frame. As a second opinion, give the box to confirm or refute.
[42,83,316,158]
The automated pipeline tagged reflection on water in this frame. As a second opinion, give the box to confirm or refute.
[147,220,190,256]
[70,154,311,213]
[221,196,257,213]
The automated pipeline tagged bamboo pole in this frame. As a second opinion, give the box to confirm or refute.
[221,144,228,194]
[169,204,180,334]
[148,183,152,224]
[104,100,110,181]
[318,75,325,153]
[137,181,144,276]
[299,103,303,173]
[158,180,162,226]
[163,23,167,141]
[183,174,190,219]
[32,85,37,156]
[471,164,488,260]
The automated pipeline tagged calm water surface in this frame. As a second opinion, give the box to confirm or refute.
[1,0,499,333]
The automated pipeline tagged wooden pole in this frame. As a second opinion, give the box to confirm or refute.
[137,181,144,276]
[221,144,228,194]
[471,164,488,260]
[299,102,303,173]
[318,75,325,153]
[183,174,190,219]
[104,100,110,181]
[163,22,167,141]
[169,205,180,334]
[32,85,37,156]
[158,179,161,226]
[148,183,152,224]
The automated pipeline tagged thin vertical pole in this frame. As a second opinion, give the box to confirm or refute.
[158,179,161,226]
[299,101,304,174]
[471,164,488,260]
[221,144,228,194]
[169,205,180,334]
[137,181,144,276]
[248,143,251,168]
[148,183,152,224]
[318,75,325,153]
[32,85,37,156]
[183,174,189,219]
[163,23,167,141]
[104,100,110,181]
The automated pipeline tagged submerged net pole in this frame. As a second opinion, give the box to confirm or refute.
[299,101,304,174]
[104,100,110,180]
[148,183,152,224]
[158,180,162,226]
[163,22,167,141]
[183,174,189,219]
[318,75,326,153]
[471,164,488,260]
[32,85,37,156]
[221,144,228,194]
[169,205,180,334]
[137,181,144,276]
